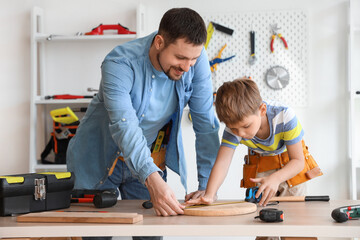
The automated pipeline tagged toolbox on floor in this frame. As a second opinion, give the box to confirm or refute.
[0,172,74,216]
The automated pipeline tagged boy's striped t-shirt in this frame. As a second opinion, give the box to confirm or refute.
[221,100,304,156]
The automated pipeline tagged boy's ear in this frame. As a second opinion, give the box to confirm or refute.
[259,103,267,116]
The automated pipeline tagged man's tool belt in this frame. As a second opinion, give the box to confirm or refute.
[109,121,172,175]
[241,140,322,188]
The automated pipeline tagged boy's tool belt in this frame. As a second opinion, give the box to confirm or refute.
[241,140,322,188]
[41,121,79,164]
[109,121,172,175]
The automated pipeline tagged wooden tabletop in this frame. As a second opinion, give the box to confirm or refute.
[1,200,360,238]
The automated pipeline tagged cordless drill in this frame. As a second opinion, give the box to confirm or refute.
[331,205,360,222]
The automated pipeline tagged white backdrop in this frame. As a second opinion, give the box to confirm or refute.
[0,1,356,239]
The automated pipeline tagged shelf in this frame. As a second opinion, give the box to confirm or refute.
[35,98,92,104]
[34,33,137,42]
[29,5,144,174]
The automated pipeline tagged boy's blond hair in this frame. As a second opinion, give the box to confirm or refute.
[215,78,263,125]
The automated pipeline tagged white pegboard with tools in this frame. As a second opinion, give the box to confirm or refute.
[203,10,309,107]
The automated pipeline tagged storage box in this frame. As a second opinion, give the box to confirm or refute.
[0,172,74,216]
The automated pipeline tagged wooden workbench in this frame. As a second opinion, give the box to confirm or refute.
[0,200,359,238]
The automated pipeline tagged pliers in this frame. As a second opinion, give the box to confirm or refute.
[209,44,235,72]
[270,24,288,53]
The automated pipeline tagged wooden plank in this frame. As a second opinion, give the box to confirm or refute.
[16,211,143,224]
[184,201,256,216]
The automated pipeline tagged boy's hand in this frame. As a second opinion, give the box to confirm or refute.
[184,194,217,207]
[250,175,281,206]
[185,190,205,202]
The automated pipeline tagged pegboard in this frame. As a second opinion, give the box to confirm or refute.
[203,10,309,107]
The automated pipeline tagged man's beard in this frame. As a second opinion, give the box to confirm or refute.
[156,53,183,81]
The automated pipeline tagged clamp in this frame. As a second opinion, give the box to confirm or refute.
[209,44,235,72]
[270,24,288,53]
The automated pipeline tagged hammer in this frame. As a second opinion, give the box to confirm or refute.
[71,190,118,208]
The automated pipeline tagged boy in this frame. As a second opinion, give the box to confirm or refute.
[186,78,322,207]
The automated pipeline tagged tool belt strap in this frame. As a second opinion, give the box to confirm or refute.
[108,147,166,176]
[115,148,166,171]
[241,140,323,188]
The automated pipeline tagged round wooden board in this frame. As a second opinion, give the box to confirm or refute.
[184,201,257,216]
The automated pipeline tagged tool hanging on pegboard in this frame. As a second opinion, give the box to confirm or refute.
[270,24,288,53]
[248,30,257,65]
[265,65,290,90]
[205,22,234,49]
[209,44,235,72]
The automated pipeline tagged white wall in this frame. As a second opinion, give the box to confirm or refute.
[0,0,355,207]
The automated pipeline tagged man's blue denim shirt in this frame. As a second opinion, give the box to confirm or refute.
[67,32,220,192]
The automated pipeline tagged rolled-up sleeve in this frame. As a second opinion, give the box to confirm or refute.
[101,59,161,184]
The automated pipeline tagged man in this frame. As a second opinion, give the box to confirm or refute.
[67,7,219,220]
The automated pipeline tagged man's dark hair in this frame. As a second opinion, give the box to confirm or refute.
[158,8,207,46]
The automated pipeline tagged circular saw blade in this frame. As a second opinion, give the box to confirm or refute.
[265,66,290,90]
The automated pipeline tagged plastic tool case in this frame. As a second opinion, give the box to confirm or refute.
[0,172,74,216]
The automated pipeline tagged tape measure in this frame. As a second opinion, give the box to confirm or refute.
[245,186,262,203]
[255,208,284,222]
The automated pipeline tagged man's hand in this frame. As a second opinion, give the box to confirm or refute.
[145,172,184,216]
[250,175,281,206]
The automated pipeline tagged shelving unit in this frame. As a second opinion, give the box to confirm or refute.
[29,5,145,173]
[348,0,360,200]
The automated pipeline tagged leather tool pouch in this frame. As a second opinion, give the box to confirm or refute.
[241,140,323,188]
[110,121,172,174]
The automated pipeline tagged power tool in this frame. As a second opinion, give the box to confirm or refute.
[255,208,284,222]
[331,205,360,223]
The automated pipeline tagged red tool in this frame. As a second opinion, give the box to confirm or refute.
[71,191,117,208]
[270,24,288,53]
[85,23,136,35]
[45,94,94,100]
